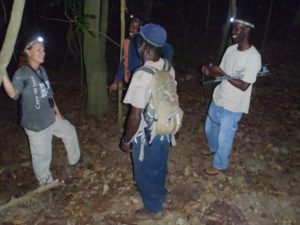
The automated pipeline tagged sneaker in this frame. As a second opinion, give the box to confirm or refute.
[134,208,164,220]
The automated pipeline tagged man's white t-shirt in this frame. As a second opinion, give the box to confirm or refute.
[213,44,261,113]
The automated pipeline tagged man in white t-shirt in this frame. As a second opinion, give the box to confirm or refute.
[119,24,175,220]
[201,17,261,175]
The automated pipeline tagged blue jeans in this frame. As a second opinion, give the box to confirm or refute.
[132,135,169,212]
[205,100,242,170]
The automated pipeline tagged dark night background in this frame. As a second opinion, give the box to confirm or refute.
[1,0,299,76]
[0,1,299,225]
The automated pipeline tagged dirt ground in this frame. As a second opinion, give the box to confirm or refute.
[0,53,299,224]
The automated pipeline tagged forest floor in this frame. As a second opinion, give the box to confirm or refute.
[0,58,299,225]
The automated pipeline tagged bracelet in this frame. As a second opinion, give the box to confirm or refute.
[122,137,131,145]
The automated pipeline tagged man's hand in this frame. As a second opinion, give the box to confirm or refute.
[201,65,210,76]
[201,64,225,77]
[108,80,118,95]
[119,137,132,153]
[120,106,142,153]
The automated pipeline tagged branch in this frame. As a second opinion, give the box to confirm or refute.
[0,0,25,81]
[0,179,62,212]
[38,14,74,23]
[88,29,120,47]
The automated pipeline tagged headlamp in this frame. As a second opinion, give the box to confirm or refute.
[230,17,255,29]
[24,36,44,50]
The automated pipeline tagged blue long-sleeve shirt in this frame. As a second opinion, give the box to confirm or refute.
[115,40,174,81]
[115,40,142,81]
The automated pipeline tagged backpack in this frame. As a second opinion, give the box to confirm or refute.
[138,59,183,145]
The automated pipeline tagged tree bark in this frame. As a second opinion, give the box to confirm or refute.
[118,0,126,128]
[0,0,25,82]
[83,0,109,115]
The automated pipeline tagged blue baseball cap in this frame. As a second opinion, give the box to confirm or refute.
[139,23,167,47]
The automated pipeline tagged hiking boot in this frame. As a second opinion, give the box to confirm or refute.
[203,165,220,176]
[201,148,215,156]
[134,208,164,220]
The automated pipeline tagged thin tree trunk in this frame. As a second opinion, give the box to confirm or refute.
[1,0,7,23]
[0,0,25,82]
[261,0,274,50]
[118,0,126,128]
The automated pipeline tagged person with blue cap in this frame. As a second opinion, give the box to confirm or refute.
[108,17,174,95]
[119,23,176,220]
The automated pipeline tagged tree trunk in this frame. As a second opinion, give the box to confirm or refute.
[118,0,126,128]
[0,0,25,82]
[261,0,274,50]
[217,0,237,60]
[83,0,109,115]
[292,2,300,27]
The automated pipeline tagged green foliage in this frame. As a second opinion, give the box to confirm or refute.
[47,0,96,37]
[76,14,96,38]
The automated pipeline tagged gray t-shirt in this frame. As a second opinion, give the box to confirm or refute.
[12,65,55,131]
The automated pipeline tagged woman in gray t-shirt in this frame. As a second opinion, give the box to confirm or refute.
[2,36,81,186]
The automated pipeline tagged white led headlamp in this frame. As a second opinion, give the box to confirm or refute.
[230,17,255,29]
[24,36,44,50]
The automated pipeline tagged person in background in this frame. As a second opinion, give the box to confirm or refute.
[109,15,174,95]
[109,15,143,94]
[120,23,176,220]
[2,36,81,186]
[201,16,261,176]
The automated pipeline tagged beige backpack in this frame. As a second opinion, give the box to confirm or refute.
[138,59,183,145]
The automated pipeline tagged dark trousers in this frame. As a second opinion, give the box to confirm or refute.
[132,135,169,212]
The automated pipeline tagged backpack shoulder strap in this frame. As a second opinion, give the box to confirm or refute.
[136,59,172,75]
[162,58,172,71]
[135,66,157,75]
